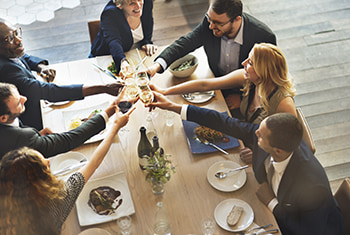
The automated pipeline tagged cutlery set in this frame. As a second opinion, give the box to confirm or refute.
[52,159,87,176]
[238,224,279,235]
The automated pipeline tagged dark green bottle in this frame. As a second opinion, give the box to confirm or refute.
[152,135,164,156]
[138,126,152,170]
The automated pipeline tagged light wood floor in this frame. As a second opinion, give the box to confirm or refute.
[20,0,350,192]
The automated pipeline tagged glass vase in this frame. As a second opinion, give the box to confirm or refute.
[151,179,164,195]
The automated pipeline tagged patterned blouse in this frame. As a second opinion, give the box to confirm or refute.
[49,172,85,234]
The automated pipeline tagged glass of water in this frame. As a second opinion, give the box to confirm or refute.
[117,215,132,235]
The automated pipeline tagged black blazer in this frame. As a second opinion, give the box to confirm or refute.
[0,54,84,130]
[156,13,276,77]
[90,0,154,72]
[0,114,106,159]
[186,105,344,235]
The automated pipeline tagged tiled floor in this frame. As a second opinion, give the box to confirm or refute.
[0,0,81,25]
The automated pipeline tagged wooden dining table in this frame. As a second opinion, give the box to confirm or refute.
[42,47,280,235]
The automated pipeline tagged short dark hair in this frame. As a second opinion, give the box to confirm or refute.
[0,82,15,116]
[265,113,303,152]
[211,0,243,20]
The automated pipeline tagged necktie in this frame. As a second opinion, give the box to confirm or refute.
[267,159,275,195]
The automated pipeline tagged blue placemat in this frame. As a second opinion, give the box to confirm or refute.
[182,119,240,154]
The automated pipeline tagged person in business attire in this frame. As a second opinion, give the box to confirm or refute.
[145,92,344,235]
[147,0,276,78]
[151,43,296,163]
[0,82,129,159]
[0,18,124,131]
[89,0,157,74]
[0,103,134,234]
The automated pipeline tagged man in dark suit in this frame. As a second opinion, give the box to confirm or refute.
[148,0,276,78]
[146,92,344,235]
[0,82,124,159]
[0,18,123,131]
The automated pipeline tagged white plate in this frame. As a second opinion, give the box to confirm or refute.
[76,171,135,226]
[207,160,247,192]
[78,228,111,235]
[50,151,87,181]
[182,91,215,103]
[214,198,254,232]
[62,102,110,144]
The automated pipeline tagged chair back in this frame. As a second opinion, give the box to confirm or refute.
[296,108,316,154]
[88,20,100,44]
[334,178,350,235]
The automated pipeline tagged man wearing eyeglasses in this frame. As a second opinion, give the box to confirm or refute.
[147,0,276,78]
[0,18,123,131]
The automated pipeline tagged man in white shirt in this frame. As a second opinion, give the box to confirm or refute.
[146,92,344,235]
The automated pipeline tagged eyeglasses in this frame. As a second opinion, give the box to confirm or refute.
[205,13,232,27]
[3,28,22,44]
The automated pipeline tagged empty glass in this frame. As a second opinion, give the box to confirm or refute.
[201,217,215,235]
[117,215,132,235]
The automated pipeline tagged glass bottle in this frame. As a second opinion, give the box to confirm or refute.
[152,136,164,156]
[138,126,152,170]
[153,202,171,235]
[146,114,157,142]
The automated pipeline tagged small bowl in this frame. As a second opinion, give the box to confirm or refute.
[168,54,198,78]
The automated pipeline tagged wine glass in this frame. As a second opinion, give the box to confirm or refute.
[125,77,140,100]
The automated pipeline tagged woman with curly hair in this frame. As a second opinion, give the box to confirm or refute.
[0,91,135,235]
[151,43,296,162]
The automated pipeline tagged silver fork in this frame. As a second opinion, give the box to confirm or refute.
[237,224,273,235]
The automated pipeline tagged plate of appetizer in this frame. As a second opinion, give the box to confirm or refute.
[214,198,254,232]
[76,171,135,226]
[62,102,110,144]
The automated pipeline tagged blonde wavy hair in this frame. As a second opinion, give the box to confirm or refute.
[0,147,65,235]
[241,43,295,112]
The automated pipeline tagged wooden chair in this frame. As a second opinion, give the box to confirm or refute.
[296,107,316,154]
[88,20,100,44]
[334,178,350,235]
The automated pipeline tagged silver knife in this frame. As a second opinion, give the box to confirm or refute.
[52,161,87,176]
[92,63,120,81]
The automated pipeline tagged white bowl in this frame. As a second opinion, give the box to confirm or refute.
[168,54,198,78]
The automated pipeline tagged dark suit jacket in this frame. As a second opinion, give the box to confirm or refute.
[186,105,344,235]
[90,0,154,73]
[156,13,276,77]
[0,54,84,130]
[0,114,106,159]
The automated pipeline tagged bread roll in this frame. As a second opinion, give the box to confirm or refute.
[226,205,243,226]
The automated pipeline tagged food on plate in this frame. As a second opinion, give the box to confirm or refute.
[173,59,195,71]
[195,125,224,142]
[226,205,243,226]
[69,109,101,130]
[88,186,123,215]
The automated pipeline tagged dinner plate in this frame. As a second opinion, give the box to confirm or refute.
[62,101,110,144]
[50,151,87,181]
[214,198,254,232]
[207,161,247,192]
[182,119,240,154]
[76,171,135,226]
[182,91,215,103]
[78,228,111,235]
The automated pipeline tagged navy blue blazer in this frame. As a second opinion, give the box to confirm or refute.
[90,0,154,73]
[156,13,276,77]
[0,114,106,159]
[186,105,343,235]
[0,54,84,130]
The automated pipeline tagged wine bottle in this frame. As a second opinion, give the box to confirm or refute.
[153,202,171,235]
[152,135,164,156]
[138,126,152,170]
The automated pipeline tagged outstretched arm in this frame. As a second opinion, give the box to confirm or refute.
[79,88,136,182]
[150,68,246,95]
[82,82,124,97]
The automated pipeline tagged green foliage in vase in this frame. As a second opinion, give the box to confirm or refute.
[145,149,176,184]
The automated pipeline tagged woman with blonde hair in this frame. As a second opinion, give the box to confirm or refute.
[151,43,296,162]
[0,89,135,235]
